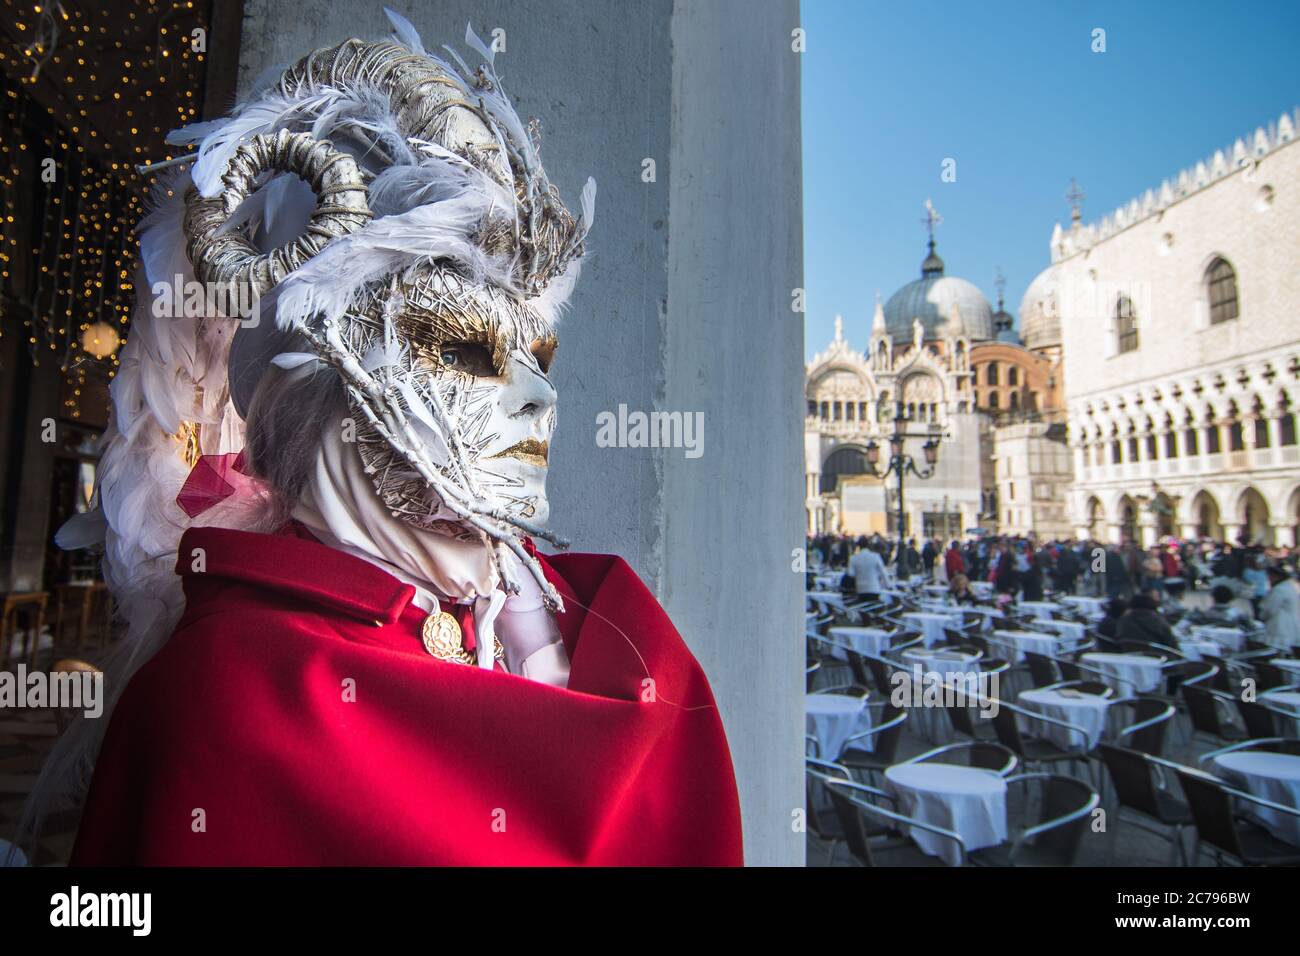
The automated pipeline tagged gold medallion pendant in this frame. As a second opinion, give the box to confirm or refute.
[421,609,505,665]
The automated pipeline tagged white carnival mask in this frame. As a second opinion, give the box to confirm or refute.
[177,14,594,607]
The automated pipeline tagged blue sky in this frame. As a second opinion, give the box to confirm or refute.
[802,0,1300,359]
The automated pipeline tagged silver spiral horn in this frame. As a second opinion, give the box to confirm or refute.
[184,128,372,297]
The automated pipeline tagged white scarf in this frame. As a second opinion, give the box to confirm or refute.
[291,424,569,686]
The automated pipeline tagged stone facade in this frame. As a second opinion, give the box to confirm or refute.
[806,241,1070,538]
[1042,111,1300,546]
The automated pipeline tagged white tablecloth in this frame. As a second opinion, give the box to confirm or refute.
[960,605,1005,632]
[814,572,843,591]
[1017,601,1062,621]
[1060,595,1107,619]
[919,600,964,618]
[992,629,1059,663]
[1269,658,1300,677]
[1212,751,1300,847]
[1189,625,1246,653]
[1260,690,1300,736]
[806,693,870,760]
[807,590,846,613]
[903,612,953,648]
[901,648,982,681]
[1081,652,1165,693]
[1018,687,1112,752]
[1177,638,1222,662]
[1041,619,1086,646]
[899,649,983,740]
[884,763,1007,866]
[828,626,893,658]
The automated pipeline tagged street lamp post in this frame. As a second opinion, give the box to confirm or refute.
[863,403,944,544]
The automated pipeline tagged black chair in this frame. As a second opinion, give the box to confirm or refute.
[903,741,1018,776]
[1109,696,1176,757]
[991,700,1093,778]
[1174,765,1300,866]
[1182,684,1249,745]
[1235,698,1291,740]
[839,701,909,783]
[851,650,900,697]
[1093,634,1123,654]
[805,661,821,693]
[822,775,965,867]
[1024,651,1059,688]
[1201,655,1240,694]
[969,773,1100,866]
[1097,744,1192,865]
[1252,662,1295,692]
[942,683,1001,742]
[804,756,849,864]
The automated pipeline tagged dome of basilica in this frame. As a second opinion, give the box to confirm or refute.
[1018,266,1062,351]
[882,241,994,343]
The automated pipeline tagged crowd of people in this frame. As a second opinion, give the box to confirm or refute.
[808,531,1300,652]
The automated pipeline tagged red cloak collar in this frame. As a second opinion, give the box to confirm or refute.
[71,526,743,866]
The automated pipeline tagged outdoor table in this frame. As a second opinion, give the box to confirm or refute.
[1059,595,1107,619]
[900,648,982,741]
[828,626,893,659]
[960,605,1005,631]
[1041,619,1086,646]
[1211,751,1300,847]
[992,629,1060,663]
[814,572,844,591]
[918,600,964,619]
[902,612,953,648]
[1176,638,1222,662]
[806,590,846,613]
[884,763,1007,866]
[805,692,870,760]
[1268,658,1300,677]
[1189,625,1246,653]
[1018,687,1111,752]
[969,581,994,598]
[1016,601,1062,621]
[1080,652,1165,693]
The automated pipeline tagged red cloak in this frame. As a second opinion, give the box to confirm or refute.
[70,526,743,865]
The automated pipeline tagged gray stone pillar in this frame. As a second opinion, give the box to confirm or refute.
[236,0,805,865]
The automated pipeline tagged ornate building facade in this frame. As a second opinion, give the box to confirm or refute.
[805,219,1070,539]
[1047,110,1300,547]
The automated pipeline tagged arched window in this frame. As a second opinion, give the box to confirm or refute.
[1010,392,1020,411]
[989,392,1000,409]
[1251,399,1269,447]
[1206,257,1239,325]
[819,446,870,494]
[986,362,999,385]
[1008,366,1019,386]
[1116,295,1138,353]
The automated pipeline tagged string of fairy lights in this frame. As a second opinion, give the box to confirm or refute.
[0,0,207,417]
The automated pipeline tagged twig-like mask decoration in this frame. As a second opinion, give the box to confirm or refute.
[176,15,594,607]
